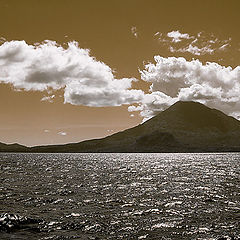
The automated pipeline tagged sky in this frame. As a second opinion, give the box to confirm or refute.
[0,0,240,146]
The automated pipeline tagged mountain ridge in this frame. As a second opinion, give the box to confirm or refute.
[1,101,240,153]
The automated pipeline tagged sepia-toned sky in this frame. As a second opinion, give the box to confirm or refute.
[0,0,240,146]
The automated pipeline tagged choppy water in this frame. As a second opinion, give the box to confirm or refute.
[0,153,239,240]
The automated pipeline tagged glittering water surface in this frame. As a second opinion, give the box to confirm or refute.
[0,153,239,240]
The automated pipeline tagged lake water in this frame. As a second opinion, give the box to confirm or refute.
[0,153,239,240]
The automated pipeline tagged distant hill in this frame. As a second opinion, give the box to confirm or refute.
[28,101,240,153]
[0,142,28,152]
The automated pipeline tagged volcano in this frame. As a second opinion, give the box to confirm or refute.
[28,101,240,153]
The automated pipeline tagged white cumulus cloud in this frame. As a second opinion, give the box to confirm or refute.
[0,40,144,107]
[129,56,240,120]
[1,40,239,123]
[64,78,144,107]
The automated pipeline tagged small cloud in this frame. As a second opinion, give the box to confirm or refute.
[41,94,55,103]
[169,44,214,56]
[208,39,217,44]
[44,129,50,133]
[0,37,6,43]
[107,129,114,134]
[128,105,143,112]
[130,114,134,117]
[131,26,138,38]
[219,43,230,51]
[155,30,232,56]
[168,32,231,55]
[154,32,160,36]
[58,131,67,136]
[167,30,192,42]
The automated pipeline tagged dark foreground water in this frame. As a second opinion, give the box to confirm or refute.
[0,153,239,240]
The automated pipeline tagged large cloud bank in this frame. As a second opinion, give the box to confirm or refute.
[0,40,144,106]
[1,40,240,121]
[129,56,240,120]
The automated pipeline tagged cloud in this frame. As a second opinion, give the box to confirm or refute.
[44,129,50,133]
[1,39,239,123]
[41,94,55,103]
[169,44,214,56]
[129,56,240,120]
[0,37,6,43]
[167,30,192,42]
[219,43,230,51]
[64,78,144,107]
[169,37,231,55]
[0,40,144,107]
[129,91,177,121]
[58,131,67,136]
[131,26,138,38]
[157,31,231,56]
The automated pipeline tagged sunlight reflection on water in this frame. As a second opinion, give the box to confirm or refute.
[0,153,239,239]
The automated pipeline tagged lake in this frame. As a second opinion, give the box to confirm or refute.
[0,153,239,239]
